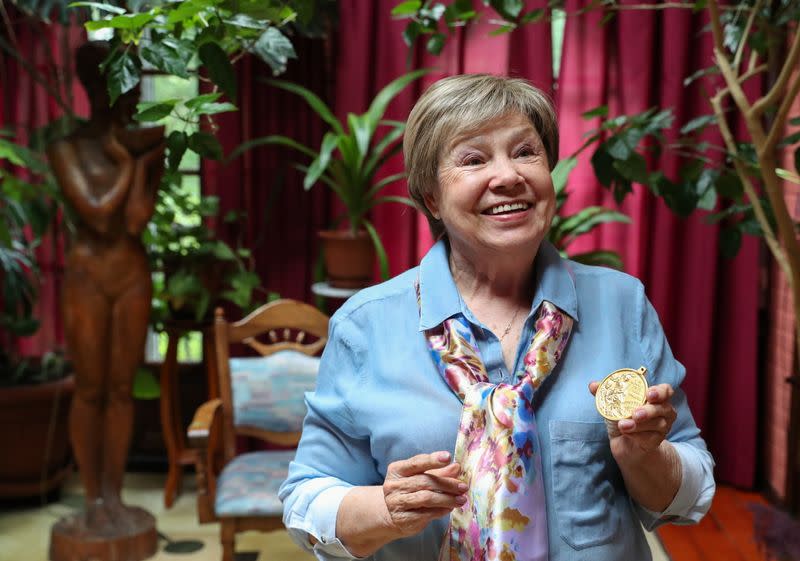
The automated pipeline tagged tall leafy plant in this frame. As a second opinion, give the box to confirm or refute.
[75,0,334,322]
[228,69,429,278]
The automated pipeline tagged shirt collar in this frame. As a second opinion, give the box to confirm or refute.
[417,239,579,332]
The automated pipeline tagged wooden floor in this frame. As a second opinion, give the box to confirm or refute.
[657,486,771,561]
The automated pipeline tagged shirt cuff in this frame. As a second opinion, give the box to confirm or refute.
[284,484,365,560]
[636,441,715,531]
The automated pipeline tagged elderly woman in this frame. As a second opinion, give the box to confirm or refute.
[279,74,715,561]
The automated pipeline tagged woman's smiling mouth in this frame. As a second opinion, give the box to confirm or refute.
[482,201,532,215]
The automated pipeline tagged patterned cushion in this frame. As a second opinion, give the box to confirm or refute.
[215,450,295,517]
[229,351,320,432]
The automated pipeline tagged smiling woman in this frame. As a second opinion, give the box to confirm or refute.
[279,74,715,561]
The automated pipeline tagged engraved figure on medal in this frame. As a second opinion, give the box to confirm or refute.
[595,367,649,421]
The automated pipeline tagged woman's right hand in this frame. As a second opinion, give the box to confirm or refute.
[382,451,467,538]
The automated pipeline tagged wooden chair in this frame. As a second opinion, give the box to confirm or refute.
[187,299,329,561]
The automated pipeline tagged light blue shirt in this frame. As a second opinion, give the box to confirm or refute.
[279,240,715,561]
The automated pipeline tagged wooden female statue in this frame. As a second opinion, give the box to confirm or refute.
[47,41,164,557]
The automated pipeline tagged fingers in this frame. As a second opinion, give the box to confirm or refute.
[387,468,466,497]
[389,452,453,478]
[645,384,674,404]
[618,401,676,433]
[588,381,599,395]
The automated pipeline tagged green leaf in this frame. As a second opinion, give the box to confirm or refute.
[777,168,800,185]
[251,27,297,76]
[85,12,153,31]
[591,148,615,187]
[68,2,126,14]
[715,170,743,199]
[426,33,446,55]
[135,100,178,122]
[185,93,222,110]
[140,40,192,79]
[613,152,649,184]
[780,131,800,147]
[719,226,742,259]
[402,20,422,46]
[188,131,223,160]
[680,115,717,135]
[489,0,524,20]
[520,8,544,23]
[568,250,624,270]
[582,105,608,119]
[796,146,800,175]
[105,50,141,105]
[304,132,339,190]
[224,13,268,30]
[212,241,236,260]
[683,66,719,87]
[191,102,238,116]
[392,0,422,16]
[348,113,371,165]
[364,69,428,138]
[551,207,630,244]
[790,116,800,126]
[364,220,389,280]
[133,368,160,399]
[226,135,317,163]
[0,140,26,166]
[551,156,577,195]
[266,79,343,135]
[167,131,187,171]
[199,42,237,100]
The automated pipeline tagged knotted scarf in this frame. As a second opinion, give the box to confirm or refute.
[419,284,572,561]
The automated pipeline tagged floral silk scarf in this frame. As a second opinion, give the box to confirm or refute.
[420,286,573,561]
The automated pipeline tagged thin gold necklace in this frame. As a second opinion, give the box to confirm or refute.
[498,306,520,341]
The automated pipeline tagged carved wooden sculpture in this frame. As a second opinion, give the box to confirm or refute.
[47,41,164,561]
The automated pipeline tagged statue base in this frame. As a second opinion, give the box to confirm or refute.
[50,506,158,561]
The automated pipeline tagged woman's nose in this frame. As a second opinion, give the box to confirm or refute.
[488,156,523,190]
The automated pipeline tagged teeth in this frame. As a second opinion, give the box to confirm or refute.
[488,202,529,215]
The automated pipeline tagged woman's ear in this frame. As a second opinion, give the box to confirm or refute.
[423,192,440,220]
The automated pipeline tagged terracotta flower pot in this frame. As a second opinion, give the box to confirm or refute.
[318,230,375,288]
[0,374,75,499]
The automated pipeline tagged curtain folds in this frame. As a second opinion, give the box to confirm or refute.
[557,1,759,487]
[2,12,87,356]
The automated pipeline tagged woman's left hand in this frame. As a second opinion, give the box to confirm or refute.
[588,382,677,464]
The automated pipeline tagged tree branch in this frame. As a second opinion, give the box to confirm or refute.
[733,0,763,73]
[707,0,726,56]
[763,65,800,153]
[753,28,800,117]
[710,92,791,283]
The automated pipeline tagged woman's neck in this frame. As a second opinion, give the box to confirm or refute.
[448,239,538,305]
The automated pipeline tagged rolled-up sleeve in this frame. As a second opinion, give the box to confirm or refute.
[633,282,716,530]
[279,312,380,560]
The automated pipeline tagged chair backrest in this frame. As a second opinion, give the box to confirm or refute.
[214,299,330,463]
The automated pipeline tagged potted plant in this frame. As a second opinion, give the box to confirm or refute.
[145,187,263,327]
[229,69,429,287]
[0,134,73,500]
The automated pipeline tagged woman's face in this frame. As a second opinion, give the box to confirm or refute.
[427,112,555,259]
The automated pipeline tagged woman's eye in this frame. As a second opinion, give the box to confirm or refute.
[461,156,483,166]
[515,146,535,158]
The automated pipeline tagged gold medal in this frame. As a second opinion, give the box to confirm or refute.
[595,367,648,421]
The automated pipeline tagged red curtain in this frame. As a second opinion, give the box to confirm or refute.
[204,37,332,303]
[1,11,87,356]
[557,1,759,487]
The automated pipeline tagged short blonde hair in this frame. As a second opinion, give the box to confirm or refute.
[403,74,559,239]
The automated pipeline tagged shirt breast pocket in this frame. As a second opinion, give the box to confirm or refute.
[549,420,621,550]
